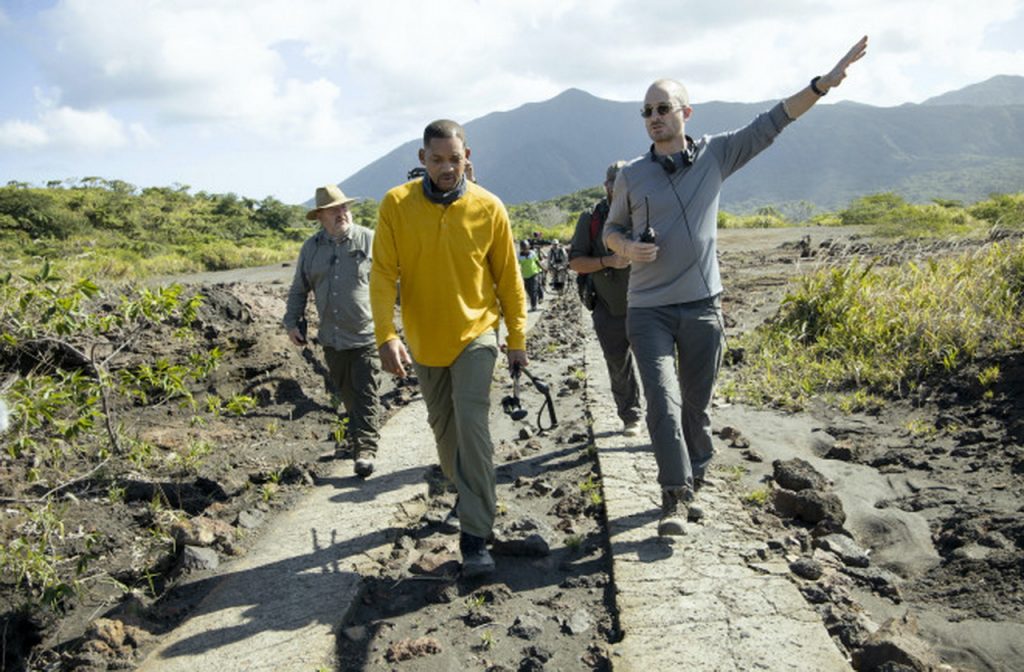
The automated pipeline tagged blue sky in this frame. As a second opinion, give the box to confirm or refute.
[2,0,1022,204]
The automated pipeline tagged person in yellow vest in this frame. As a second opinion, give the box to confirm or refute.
[370,119,528,578]
[517,239,546,311]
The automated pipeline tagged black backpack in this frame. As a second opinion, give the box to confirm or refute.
[575,203,606,311]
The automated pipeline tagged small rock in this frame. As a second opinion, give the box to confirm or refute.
[171,516,234,547]
[719,426,741,440]
[772,458,829,491]
[741,449,764,463]
[410,550,459,576]
[530,479,554,495]
[852,615,941,671]
[789,557,824,580]
[799,584,830,604]
[956,429,986,446]
[180,545,219,571]
[508,610,546,640]
[824,440,858,462]
[464,608,494,627]
[518,427,533,440]
[561,608,593,635]
[385,636,442,662]
[808,429,837,456]
[843,566,902,600]
[236,509,264,529]
[773,488,846,526]
[815,534,870,568]
[491,533,550,557]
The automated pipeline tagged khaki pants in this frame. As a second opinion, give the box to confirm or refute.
[413,331,498,539]
[323,344,381,455]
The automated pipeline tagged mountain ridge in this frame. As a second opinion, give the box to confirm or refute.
[337,75,1024,212]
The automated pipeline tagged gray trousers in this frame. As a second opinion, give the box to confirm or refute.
[323,344,381,455]
[626,297,723,491]
[592,301,642,424]
[413,332,498,539]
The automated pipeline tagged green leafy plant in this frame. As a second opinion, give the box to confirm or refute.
[742,488,770,507]
[723,241,1024,411]
[578,475,603,506]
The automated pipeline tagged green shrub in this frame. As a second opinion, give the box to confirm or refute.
[726,241,1024,410]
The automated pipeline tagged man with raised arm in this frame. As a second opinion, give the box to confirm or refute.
[604,37,868,536]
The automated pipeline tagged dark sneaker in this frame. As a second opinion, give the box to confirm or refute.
[657,487,693,536]
[459,532,495,578]
[687,503,705,523]
[623,420,641,437]
[354,451,374,478]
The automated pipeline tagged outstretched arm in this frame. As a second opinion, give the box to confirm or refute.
[783,36,868,120]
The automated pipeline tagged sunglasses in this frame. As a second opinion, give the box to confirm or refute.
[641,103,682,118]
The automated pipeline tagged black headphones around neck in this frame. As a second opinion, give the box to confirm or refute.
[650,136,697,174]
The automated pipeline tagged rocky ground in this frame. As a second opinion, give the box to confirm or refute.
[2,226,1022,671]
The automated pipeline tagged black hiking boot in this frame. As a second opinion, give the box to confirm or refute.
[459,532,495,578]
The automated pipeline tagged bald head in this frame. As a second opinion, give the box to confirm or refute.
[647,79,690,108]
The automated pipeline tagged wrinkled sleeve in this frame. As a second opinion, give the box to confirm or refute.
[488,204,528,351]
[369,196,401,347]
[716,102,793,180]
[568,210,590,261]
[282,241,310,330]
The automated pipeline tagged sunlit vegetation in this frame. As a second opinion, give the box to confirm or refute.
[0,178,311,279]
[721,240,1024,411]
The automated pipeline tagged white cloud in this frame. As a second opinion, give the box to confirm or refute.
[3,0,1022,198]
[0,119,49,148]
[0,103,149,151]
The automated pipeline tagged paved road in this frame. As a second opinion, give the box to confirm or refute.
[136,302,848,671]
[585,337,850,671]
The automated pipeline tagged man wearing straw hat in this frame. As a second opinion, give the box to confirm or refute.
[284,184,381,478]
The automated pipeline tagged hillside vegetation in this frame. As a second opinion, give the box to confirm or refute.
[0,179,376,279]
[4,180,1023,279]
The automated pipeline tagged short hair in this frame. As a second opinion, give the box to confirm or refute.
[423,119,466,147]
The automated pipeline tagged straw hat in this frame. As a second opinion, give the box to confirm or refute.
[306,184,358,220]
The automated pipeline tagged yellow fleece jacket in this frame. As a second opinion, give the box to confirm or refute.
[370,180,528,367]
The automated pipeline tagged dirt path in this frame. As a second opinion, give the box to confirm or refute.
[8,225,1023,671]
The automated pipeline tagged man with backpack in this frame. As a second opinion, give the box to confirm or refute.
[569,161,643,437]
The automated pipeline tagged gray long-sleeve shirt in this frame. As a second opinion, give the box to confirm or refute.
[604,102,793,308]
[283,225,375,350]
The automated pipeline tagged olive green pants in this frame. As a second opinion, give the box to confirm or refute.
[323,344,381,455]
[413,331,498,539]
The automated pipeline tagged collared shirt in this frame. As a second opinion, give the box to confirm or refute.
[605,102,792,308]
[370,179,527,367]
[283,225,375,350]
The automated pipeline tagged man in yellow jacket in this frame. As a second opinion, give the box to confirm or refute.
[370,119,529,577]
